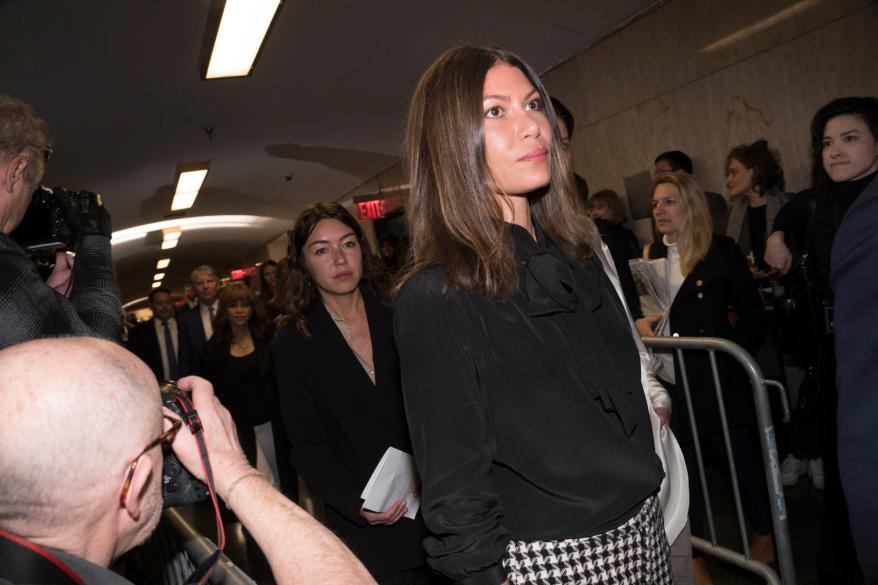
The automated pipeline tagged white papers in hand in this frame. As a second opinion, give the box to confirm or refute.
[360,447,420,520]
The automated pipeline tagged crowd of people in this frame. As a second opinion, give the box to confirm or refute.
[1,44,877,585]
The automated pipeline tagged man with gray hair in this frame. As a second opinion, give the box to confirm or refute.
[0,95,121,349]
[0,337,375,585]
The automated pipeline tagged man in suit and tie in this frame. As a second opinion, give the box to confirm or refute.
[178,265,220,374]
[126,287,183,381]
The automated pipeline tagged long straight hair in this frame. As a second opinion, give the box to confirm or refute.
[282,202,387,337]
[654,172,712,276]
[397,45,599,299]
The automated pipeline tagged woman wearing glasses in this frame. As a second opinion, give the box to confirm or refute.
[394,46,687,585]
[637,172,770,581]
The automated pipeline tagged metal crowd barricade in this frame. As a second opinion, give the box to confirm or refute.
[131,509,256,585]
[643,336,795,585]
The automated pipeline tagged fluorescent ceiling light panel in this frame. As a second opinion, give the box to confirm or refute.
[153,273,166,281]
[206,0,281,79]
[161,239,179,250]
[123,297,148,309]
[152,281,162,288]
[171,169,208,211]
[112,215,278,246]
[156,258,171,270]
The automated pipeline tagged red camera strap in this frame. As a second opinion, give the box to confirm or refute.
[0,528,86,585]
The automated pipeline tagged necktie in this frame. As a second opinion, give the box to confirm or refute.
[162,320,179,380]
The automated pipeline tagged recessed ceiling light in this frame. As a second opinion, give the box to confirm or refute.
[205,0,282,79]
[152,281,162,288]
[153,273,166,281]
[156,258,171,270]
[161,239,179,250]
[171,168,209,211]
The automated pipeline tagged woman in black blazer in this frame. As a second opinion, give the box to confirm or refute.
[272,202,432,585]
[636,171,772,576]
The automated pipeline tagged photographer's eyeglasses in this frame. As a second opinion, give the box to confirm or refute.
[120,415,182,505]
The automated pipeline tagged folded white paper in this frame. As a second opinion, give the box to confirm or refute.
[360,446,420,520]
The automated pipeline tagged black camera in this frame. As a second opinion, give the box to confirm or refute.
[10,185,108,251]
[160,382,211,508]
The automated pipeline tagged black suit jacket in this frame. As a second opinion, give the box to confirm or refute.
[832,173,878,580]
[650,235,766,441]
[178,306,210,375]
[126,319,188,381]
[271,293,427,577]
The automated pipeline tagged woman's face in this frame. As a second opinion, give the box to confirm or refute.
[301,218,363,298]
[588,200,614,222]
[262,265,277,288]
[227,300,252,328]
[725,158,755,196]
[652,182,686,241]
[822,114,878,183]
[482,63,551,196]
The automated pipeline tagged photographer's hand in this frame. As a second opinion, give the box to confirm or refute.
[167,375,251,497]
[167,375,376,585]
[46,251,74,297]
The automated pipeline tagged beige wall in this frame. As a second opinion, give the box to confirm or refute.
[545,0,878,202]
[344,0,878,236]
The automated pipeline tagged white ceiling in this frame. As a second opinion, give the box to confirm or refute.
[0,0,658,304]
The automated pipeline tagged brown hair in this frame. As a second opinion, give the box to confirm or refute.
[210,282,270,343]
[653,172,712,276]
[587,189,628,224]
[725,139,785,195]
[282,202,387,336]
[0,95,51,185]
[397,45,599,299]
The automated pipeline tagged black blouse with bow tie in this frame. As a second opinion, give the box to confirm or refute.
[395,223,664,585]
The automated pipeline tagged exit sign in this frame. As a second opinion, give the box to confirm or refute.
[353,194,385,221]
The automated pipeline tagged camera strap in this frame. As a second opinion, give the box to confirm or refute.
[172,395,224,585]
[0,529,86,585]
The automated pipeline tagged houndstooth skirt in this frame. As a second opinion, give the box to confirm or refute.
[502,496,672,585]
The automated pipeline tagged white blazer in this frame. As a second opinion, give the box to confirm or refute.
[596,241,689,543]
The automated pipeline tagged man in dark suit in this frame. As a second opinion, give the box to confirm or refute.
[832,172,878,584]
[654,150,727,232]
[126,287,183,381]
[177,265,219,374]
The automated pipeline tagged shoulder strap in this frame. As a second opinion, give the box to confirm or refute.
[0,530,85,585]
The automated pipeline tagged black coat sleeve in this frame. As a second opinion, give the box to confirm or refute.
[271,329,368,526]
[395,274,510,585]
[718,237,767,354]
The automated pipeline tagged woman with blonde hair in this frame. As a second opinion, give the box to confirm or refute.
[637,171,771,582]
[395,45,687,585]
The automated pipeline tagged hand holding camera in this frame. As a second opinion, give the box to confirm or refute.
[163,377,253,506]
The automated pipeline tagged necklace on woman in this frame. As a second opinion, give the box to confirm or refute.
[231,334,253,352]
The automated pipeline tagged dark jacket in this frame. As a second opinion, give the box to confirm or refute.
[594,218,642,317]
[178,306,210,375]
[198,335,296,497]
[649,235,766,442]
[0,234,121,349]
[126,318,186,381]
[832,173,878,581]
[271,293,428,578]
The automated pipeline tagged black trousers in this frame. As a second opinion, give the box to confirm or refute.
[681,427,773,543]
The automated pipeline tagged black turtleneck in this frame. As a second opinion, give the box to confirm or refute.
[394,222,663,585]
[773,170,878,299]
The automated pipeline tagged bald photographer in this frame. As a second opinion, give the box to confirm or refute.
[0,337,376,585]
[0,95,121,349]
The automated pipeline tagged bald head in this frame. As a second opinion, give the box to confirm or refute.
[0,338,161,534]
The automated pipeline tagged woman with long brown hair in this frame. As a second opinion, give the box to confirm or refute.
[395,45,685,585]
[271,202,434,584]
